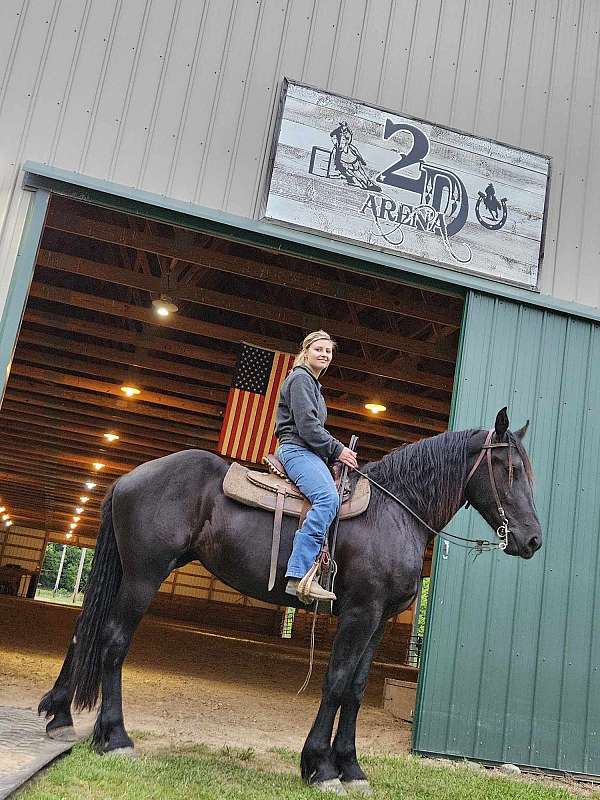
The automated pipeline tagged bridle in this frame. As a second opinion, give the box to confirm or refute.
[463,428,513,551]
[353,427,521,554]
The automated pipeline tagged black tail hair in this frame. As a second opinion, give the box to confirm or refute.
[71,482,122,710]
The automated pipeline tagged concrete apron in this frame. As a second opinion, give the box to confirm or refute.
[0,707,78,798]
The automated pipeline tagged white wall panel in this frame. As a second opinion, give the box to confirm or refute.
[1,0,600,309]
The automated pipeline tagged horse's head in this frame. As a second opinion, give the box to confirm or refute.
[464,408,542,559]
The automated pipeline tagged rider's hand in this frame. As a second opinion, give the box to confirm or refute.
[338,447,358,469]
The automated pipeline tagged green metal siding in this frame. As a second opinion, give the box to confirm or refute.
[413,291,600,775]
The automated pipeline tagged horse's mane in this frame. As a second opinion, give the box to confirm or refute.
[360,429,477,531]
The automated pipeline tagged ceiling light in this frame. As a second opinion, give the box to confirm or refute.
[70,523,77,529]
[5,519,13,527]
[365,402,387,414]
[120,385,141,398]
[103,433,120,442]
[0,506,5,513]
[65,532,73,540]
[93,462,105,471]
[1,513,8,521]
[80,496,89,503]
[152,295,178,317]
[84,482,96,490]
[75,506,84,514]
[73,516,80,522]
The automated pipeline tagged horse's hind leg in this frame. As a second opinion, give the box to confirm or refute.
[332,620,386,792]
[38,620,81,740]
[92,575,161,754]
[301,607,383,791]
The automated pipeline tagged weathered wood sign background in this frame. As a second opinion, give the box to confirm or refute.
[264,81,550,289]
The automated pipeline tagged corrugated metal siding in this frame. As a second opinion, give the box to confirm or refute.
[414,291,600,775]
[1,0,600,305]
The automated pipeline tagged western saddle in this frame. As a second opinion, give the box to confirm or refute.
[222,455,370,591]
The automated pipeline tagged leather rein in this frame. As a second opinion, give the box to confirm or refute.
[353,428,516,554]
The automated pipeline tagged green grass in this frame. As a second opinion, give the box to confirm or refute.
[17,742,599,800]
[35,587,84,606]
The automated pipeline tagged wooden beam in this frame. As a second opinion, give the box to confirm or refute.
[22,312,452,413]
[0,403,215,451]
[14,345,229,404]
[37,249,457,363]
[13,342,444,435]
[17,328,232,388]
[24,308,237,368]
[44,212,462,327]
[3,389,221,440]
[0,400,218,449]
[27,282,454,390]
[9,363,225,418]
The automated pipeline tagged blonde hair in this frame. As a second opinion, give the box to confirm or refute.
[293,330,337,369]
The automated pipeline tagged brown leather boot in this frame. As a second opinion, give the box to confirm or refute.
[286,578,336,603]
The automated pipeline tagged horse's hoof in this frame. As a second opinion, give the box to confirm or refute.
[313,778,347,794]
[47,725,77,742]
[341,780,373,795]
[104,747,137,759]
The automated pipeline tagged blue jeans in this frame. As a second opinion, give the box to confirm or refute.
[277,443,340,579]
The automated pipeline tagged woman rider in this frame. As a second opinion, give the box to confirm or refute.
[274,330,358,603]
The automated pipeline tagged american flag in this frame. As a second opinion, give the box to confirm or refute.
[217,343,294,463]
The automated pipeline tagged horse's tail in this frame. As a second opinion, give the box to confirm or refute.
[71,482,122,710]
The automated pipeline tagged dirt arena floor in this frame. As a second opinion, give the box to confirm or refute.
[0,597,412,755]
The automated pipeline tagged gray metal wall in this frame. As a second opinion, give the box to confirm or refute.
[414,291,600,775]
[1,0,600,307]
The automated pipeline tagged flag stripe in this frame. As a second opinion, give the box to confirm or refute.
[222,389,244,456]
[255,352,293,462]
[217,388,237,454]
[239,392,262,461]
[230,391,250,457]
[249,353,283,463]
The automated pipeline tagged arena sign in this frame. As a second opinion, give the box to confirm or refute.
[264,80,550,289]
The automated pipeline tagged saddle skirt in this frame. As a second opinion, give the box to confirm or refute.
[223,461,370,520]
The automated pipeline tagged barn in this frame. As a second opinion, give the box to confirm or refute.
[0,0,599,778]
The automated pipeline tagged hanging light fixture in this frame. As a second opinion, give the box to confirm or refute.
[84,482,96,490]
[70,523,77,530]
[75,506,84,514]
[65,532,73,540]
[5,519,13,527]
[152,295,178,317]
[73,516,80,523]
[103,432,120,443]
[1,513,8,521]
[152,262,179,317]
[120,385,141,398]
[80,496,90,503]
[0,506,5,513]
[92,462,105,471]
[364,402,387,414]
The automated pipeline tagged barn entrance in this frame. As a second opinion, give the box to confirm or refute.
[0,186,463,671]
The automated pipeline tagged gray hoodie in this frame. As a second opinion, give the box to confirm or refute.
[274,365,344,463]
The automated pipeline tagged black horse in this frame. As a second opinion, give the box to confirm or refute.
[39,408,542,794]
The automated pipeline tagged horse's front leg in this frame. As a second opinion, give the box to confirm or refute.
[332,620,386,793]
[301,607,382,792]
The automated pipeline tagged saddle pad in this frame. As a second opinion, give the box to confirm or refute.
[223,462,370,520]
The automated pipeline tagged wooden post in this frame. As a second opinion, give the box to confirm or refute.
[72,547,87,603]
[53,545,67,595]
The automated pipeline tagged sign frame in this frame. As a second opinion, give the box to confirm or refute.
[262,79,551,291]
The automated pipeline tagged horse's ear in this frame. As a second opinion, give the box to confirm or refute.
[514,420,530,440]
[494,407,509,441]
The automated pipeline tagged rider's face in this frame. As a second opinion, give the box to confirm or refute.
[305,339,333,376]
